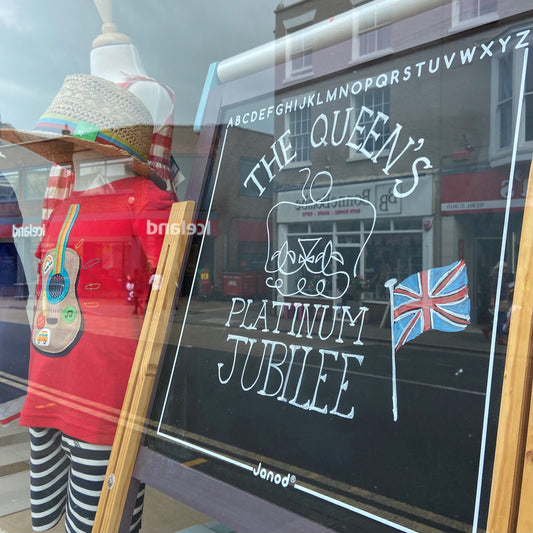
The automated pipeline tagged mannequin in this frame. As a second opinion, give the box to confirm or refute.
[88,0,179,198]
[23,148,172,532]
[90,0,173,126]
[7,73,174,533]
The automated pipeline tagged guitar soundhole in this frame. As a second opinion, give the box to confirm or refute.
[48,273,66,299]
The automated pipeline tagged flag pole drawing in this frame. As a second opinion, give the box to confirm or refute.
[385,260,471,421]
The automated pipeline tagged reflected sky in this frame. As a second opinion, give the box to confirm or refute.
[0,0,281,128]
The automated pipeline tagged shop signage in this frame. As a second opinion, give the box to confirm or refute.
[276,174,432,222]
[441,164,529,213]
[11,223,44,238]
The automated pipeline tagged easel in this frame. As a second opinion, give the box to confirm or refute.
[487,160,533,533]
[93,200,195,533]
[92,172,533,533]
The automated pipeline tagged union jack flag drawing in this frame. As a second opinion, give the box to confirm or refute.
[389,260,471,351]
[385,260,470,420]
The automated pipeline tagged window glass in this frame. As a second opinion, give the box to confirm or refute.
[1,3,532,533]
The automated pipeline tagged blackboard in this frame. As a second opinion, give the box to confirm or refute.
[102,4,533,533]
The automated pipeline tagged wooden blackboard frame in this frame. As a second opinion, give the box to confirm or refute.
[95,5,533,532]
[486,160,533,533]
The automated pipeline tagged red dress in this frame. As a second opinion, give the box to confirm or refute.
[20,177,172,445]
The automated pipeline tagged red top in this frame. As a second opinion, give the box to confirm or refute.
[20,177,173,445]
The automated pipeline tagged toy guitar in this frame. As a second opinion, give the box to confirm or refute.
[33,204,83,357]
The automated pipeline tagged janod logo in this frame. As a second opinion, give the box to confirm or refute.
[252,462,296,488]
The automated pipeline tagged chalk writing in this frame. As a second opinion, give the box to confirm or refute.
[310,109,432,190]
[264,168,377,299]
[220,102,431,419]
[227,28,531,128]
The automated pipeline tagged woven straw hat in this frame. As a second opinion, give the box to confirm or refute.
[0,74,155,177]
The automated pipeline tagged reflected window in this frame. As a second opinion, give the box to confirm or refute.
[356,7,391,58]
[0,173,17,202]
[23,167,51,201]
[457,0,497,22]
[288,106,311,163]
[498,53,513,149]
[288,222,308,233]
[283,10,316,79]
[525,46,533,143]
[288,32,312,76]
[286,234,334,297]
[351,87,390,157]
[491,43,533,162]
[394,218,422,231]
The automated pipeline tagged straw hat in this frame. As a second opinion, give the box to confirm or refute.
[0,74,155,178]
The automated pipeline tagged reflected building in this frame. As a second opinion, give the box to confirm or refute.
[268,0,532,324]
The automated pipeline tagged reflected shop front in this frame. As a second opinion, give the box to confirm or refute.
[1,1,533,533]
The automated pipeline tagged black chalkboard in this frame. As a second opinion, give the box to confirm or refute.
[125,6,533,533]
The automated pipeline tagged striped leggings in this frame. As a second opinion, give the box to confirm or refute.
[29,428,144,533]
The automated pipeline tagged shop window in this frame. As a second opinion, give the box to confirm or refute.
[372,218,393,232]
[497,52,514,149]
[490,44,533,164]
[525,48,533,143]
[364,233,423,299]
[394,217,423,231]
[349,87,390,159]
[287,222,309,233]
[451,0,498,27]
[310,221,333,233]
[287,106,311,163]
[336,220,359,232]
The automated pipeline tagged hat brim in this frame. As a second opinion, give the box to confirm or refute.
[0,127,152,178]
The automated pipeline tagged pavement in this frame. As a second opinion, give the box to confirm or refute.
[0,295,501,532]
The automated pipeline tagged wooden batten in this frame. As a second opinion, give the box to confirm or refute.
[487,161,533,533]
[93,200,195,533]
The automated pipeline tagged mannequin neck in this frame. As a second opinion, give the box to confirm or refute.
[90,43,147,83]
[89,43,172,125]
[72,151,132,191]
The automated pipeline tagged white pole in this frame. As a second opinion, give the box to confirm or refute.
[384,278,398,421]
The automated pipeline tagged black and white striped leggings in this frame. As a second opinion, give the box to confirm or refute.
[29,428,144,533]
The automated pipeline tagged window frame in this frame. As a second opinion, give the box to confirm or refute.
[490,42,533,166]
